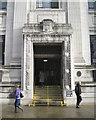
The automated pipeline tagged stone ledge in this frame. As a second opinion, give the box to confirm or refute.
[82,83,96,87]
[0,82,21,87]
[75,81,96,87]
[0,65,21,70]
[75,64,96,70]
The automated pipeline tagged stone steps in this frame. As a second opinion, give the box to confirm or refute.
[31,85,64,106]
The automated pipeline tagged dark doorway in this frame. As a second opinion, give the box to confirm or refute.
[34,58,61,85]
[34,44,62,85]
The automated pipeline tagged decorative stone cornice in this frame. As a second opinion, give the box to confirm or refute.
[88,10,96,14]
[23,20,73,36]
[0,10,7,15]
[0,27,6,33]
[89,27,96,33]
[25,34,68,43]
[75,65,96,70]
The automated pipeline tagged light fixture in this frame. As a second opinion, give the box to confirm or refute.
[43,59,48,62]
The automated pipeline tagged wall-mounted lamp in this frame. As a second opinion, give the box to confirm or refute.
[43,59,48,62]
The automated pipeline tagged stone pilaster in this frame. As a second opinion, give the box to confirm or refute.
[22,34,34,100]
[23,35,27,90]
[5,2,14,65]
[62,36,71,90]
[68,1,85,65]
[10,0,27,65]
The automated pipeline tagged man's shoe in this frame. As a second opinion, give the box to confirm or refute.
[15,108,17,113]
[76,105,80,108]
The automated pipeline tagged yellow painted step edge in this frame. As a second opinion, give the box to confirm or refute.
[28,103,68,107]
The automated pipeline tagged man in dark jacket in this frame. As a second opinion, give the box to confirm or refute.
[75,81,82,108]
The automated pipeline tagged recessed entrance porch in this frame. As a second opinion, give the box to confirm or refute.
[32,44,64,106]
[34,44,62,86]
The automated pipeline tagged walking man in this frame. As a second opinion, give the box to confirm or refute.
[14,85,23,113]
[75,81,82,108]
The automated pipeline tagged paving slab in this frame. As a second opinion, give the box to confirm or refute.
[1,104,95,120]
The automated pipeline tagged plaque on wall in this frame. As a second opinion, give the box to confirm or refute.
[66,91,72,97]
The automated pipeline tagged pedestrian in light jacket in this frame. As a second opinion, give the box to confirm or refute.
[14,85,23,113]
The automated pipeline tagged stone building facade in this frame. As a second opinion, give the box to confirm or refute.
[0,0,96,105]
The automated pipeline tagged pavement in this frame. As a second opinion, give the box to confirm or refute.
[1,104,96,120]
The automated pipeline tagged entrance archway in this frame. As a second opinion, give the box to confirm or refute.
[34,44,62,86]
[22,20,72,105]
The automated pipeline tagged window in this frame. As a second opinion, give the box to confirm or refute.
[90,35,96,82]
[0,2,7,10]
[90,35,96,64]
[88,1,96,10]
[93,71,96,82]
[36,0,59,9]
[0,35,5,65]
[0,71,2,82]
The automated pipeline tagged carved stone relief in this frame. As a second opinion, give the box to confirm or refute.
[24,35,32,90]
[64,37,71,88]
[40,19,54,33]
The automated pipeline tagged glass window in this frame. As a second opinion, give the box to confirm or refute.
[0,35,5,65]
[90,35,96,64]
[0,71,2,82]
[93,71,96,82]
[88,2,96,10]
[36,0,59,9]
[0,2,7,10]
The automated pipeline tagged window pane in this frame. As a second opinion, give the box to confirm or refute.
[0,71,2,82]
[0,35,5,65]
[36,0,43,8]
[51,0,59,8]
[90,35,96,64]
[36,0,59,9]
[43,1,51,8]
[0,42,2,64]
[88,2,96,10]
[0,2,7,10]
[93,71,96,82]
[2,2,7,9]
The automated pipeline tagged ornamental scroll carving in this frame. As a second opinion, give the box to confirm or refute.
[64,37,71,88]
